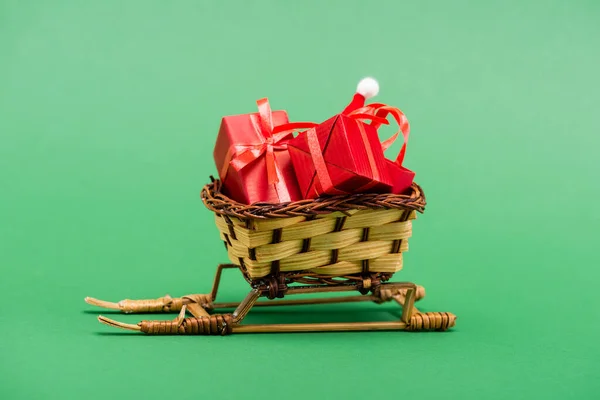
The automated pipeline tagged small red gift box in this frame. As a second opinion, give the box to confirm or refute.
[214,98,303,204]
[287,113,393,199]
[287,101,415,199]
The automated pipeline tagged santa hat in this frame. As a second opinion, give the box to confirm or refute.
[342,77,379,114]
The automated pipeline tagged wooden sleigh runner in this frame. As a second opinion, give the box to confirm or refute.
[85,179,456,335]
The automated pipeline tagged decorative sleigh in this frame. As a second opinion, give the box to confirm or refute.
[85,178,456,335]
[85,78,456,335]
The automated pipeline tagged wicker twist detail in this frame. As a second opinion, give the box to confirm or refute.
[375,286,426,303]
[118,295,184,313]
[407,312,456,331]
[140,314,233,335]
[182,294,214,311]
[202,178,425,219]
[106,294,213,314]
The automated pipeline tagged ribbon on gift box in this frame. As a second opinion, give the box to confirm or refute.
[305,103,410,196]
[357,103,410,165]
[220,98,318,201]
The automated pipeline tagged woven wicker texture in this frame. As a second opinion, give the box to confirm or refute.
[202,179,426,280]
[140,314,233,335]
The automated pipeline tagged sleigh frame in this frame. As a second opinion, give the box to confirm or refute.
[86,179,456,335]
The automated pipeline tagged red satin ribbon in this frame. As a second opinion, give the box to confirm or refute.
[350,103,410,165]
[306,128,344,196]
[356,120,380,181]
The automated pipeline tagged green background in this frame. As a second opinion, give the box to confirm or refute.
[1,0,599,399]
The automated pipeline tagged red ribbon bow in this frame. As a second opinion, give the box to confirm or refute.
[221,98,317,201]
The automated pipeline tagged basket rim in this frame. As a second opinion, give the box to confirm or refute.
[201,177,426,220]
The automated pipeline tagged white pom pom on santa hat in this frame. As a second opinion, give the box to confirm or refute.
[342,77,380,114]
[356,77,379,99]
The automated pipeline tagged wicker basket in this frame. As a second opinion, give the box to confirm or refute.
[86,177,456,334]
[202,177,425,293]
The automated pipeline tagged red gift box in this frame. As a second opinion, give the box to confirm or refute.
[214,98,308,204]
[287,113,394,199]
[287,100,414,199]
